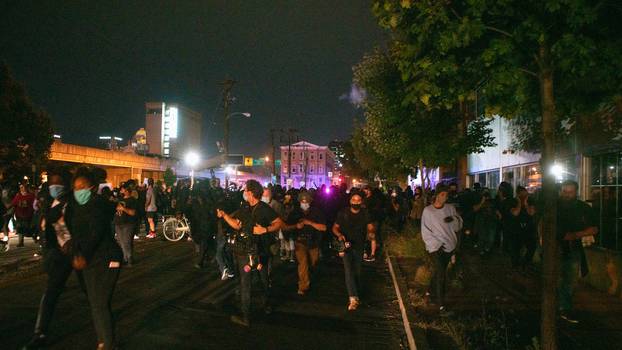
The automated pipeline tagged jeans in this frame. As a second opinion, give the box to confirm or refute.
[342,248,363,298]
[34,249,74,335]
[235,254,270,317]
[509,233,537,268]
[477,226,496,253]
[215,234,232,274]
[295,241,319,292]
[429,250,453,306]
[115,223,134,263]
[559,250,581,311]
[77,258,120,349]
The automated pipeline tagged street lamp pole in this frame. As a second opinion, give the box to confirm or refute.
[223,112,251,188]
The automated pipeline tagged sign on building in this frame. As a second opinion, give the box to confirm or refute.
[244,157,253,166]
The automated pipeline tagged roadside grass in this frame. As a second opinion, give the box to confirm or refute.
[385,222,536,350]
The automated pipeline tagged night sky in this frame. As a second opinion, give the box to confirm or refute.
[1,1,384,158]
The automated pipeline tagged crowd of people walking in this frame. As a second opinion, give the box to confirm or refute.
[0,165,597,349]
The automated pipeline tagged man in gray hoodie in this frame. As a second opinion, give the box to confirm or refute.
[421,184,463,312]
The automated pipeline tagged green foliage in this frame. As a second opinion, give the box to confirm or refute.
[163,167,177,187]
[371,0,622,151]
[0,63,53,184]
[351,47,495,179]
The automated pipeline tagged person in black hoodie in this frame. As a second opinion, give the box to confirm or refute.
[66,167,122,350]
[23,166,73,349]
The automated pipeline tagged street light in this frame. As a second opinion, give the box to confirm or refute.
[224,112,251,158]
[185,151,200,189]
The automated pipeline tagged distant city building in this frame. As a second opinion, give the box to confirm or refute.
[328,140,345,169]
[280,141,335,188]
[122,128,149,155]
[97,136,124,151]
[145,102,202,159]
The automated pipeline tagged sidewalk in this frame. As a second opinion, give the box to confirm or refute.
[0,235,41,276]
[392,246,622,349]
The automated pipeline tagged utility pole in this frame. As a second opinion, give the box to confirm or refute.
[221,79,236,162]
[220,79,235,188]
[285,128,299,188]
[269,128,280,184]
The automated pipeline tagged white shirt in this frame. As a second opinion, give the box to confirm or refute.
[421,203,462,253]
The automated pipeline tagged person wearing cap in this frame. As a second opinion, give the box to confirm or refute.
[284,191,327,296]
[421,184,463,314]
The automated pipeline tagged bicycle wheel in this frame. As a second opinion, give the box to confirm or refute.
[163,218,183,242]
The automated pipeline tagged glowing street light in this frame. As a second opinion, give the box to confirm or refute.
[185,151,201,188]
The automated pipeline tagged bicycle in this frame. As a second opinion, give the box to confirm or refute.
[161,213,191,242]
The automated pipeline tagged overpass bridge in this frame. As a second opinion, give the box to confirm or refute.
[49,141,178,186]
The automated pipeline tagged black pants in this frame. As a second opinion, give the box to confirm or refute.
[195,235,211,267]
[342,248,363,298]
[34,249,74,335]
[235,254,270,318]
[429,250,453,306]
[509,233,537,269]
[77,258,120,349]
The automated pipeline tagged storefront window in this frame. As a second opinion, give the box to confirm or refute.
[589,152,621,250]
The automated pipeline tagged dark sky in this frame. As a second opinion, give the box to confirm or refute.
[1,1,384,158]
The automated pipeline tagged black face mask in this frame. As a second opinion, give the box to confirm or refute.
[351,204,362,210]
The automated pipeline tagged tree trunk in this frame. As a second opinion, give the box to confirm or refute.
[539,42,559,350]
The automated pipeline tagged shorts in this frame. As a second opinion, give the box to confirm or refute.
[367,230,376,241]
[146,212,157,219]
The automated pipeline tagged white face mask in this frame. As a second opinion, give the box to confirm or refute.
[261,196,270,204]
[300,203,310,211]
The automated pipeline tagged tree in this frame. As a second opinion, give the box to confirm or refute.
[372,1,622,348]
[352,47,494,188]
[163,167,177,188]
[0,63,53,185]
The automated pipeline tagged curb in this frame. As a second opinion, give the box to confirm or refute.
[386,253,430,350]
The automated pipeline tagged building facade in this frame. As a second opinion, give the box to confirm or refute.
[280,141,335,188]
[145,102,202,159]
[467,114,622,294]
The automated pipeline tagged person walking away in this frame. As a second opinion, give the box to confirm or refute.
[12,183,36,247]
[332,192,375,311]
[557,180,598,324]
[421,184,463,314]
[409,186,425,227]
[65,167,122,349]
[145,178,158,238]
[114,183,138,267]
[23,167,73,349]
[290,192,326,296]
[217,180,283,327]
[509,186,537,270]
[473,190,498,256]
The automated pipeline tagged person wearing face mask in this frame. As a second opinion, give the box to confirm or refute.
[23,167,73,349]
[11,182,36,247]
[421,184,463,314]
[284,191,326,296]
[65,167,122,350]
[556,180,597,324]
[217,180,283,327]
[332,191,375,311]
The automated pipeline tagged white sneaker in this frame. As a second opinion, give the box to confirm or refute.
[348,297,359,311]
[133,235,140,240]
[221,268,231,281]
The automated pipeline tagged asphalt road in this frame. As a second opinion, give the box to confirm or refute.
[1,238,406,350]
